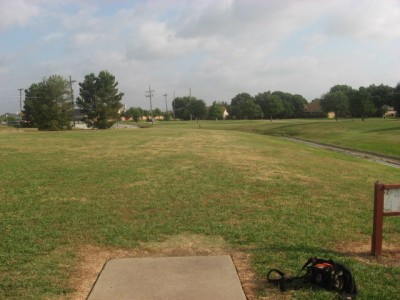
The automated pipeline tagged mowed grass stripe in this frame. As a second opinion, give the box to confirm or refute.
[197,118,400,159]
[0,127,399,299]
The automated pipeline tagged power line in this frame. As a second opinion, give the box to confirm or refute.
[171,88,193,112]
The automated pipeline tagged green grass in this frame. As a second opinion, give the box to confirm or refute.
[0,124,399,299]
[165,118,400,158]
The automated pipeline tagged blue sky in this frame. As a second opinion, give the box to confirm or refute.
[1,0,400,114]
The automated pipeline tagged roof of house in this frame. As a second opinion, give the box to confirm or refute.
[305,99,322,113]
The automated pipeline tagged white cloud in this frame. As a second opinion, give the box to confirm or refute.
[126,21,199,61]
[0,0,40,31]
[323,0,400,41]
[41,32,65,42]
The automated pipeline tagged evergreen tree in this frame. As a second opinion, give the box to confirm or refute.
[23,75,73,130]
[77,70,124,129]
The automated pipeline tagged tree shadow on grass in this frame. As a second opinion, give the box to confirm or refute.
[249,242,398,267]
[366,126,400,133]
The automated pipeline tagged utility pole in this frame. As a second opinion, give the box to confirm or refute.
[173,91,175,119]
[69,76,76,127]
[189,88,192,121]
[163,93,168,112]
[18,88,23,115]
[145,86,155,124]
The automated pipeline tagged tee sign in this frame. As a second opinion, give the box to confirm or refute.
[384,188,400,213]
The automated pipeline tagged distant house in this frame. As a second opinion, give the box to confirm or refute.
[1,113,21,127]
[304,99,335,118]
[138,115,164,121]
[384,107,397,117]
[1,113,20,120]
[223,108,229,120]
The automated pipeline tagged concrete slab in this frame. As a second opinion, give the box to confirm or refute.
[87,255,247,300]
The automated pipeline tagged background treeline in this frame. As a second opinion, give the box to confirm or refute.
[319,83,399,120]
[20,71,400,131]
[125,97,228,121]
[127,82,400,122]
[228,91,307,120]
[227,82,400,120]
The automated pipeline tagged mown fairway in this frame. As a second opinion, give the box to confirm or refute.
[196,118,400,158]
[0,122,399,299]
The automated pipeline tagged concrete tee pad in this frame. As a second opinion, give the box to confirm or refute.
[88,255,247,300]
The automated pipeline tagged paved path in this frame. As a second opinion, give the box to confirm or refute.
[283,137,400,169]
[87,256,247,300]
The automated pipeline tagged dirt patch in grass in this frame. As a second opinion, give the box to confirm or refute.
[335,241,400,267]
[69,234,264,300]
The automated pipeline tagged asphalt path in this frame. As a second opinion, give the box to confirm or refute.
[282,137,400,169]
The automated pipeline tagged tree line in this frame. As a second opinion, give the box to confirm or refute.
[124,98,228,121]
[319,84,400,121]
[21,71,399,130]
[227,83,400,121]
[228,91,307,120]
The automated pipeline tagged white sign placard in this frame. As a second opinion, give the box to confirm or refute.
[384,188,400,213]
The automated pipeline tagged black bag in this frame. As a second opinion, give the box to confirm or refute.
[267,257,357,299]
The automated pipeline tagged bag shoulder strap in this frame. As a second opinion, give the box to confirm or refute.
[267,268,308,292]
[267,269,287,291]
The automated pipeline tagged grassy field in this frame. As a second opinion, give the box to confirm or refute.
[0,122,399,299]
[185,118,400,158]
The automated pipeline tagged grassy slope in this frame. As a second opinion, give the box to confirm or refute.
[194,118,400,158]
[0,126,399,299]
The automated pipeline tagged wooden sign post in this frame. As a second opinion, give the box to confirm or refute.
[371,181,400,257]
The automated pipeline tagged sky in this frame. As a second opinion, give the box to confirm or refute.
[1,0,400,114]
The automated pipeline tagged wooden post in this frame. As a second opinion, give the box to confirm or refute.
[371,181,384,257]
[371,182,400,257]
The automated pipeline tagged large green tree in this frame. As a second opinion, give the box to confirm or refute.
[366,84,393,116]
[320,85,354,120]
[190,99,207,120]
[270,91,293,118]
[172,97,191,120]
[255,91,307,119]
[255,92,285,120]
[172,97,206,120]
[77,70,124,129]
[229,93,261,119]
[207,101,225,120]
[23,75,73,130]
[349,87,375,120]
[393,82,400,115]
[290,94,308,118]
